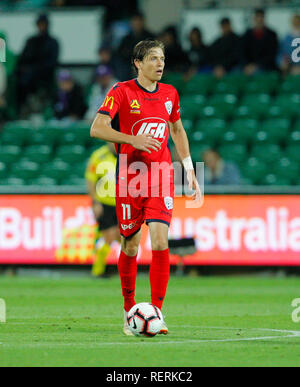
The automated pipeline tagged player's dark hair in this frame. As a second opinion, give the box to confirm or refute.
[131,12,145,20]
[132,39,165,74]
[203,148,220,158]
[220,17,231,26]
[36,13,49,26]
[255,8,265,17]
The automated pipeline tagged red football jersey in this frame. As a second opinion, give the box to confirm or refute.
[98,79,181,191]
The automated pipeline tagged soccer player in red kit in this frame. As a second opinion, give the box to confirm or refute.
[91,40,201,335]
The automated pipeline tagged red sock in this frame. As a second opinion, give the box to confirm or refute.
[150,249,170,310]
[118,251,137,312]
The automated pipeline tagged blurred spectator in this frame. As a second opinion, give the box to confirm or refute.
[0,31,17,122]
[0,64,6,98]
[159,26,189,73]
[0,63,7,123]
[243,9,278,75]
[185,27,211,77]
[118,13,154,80]
[0,35,7,121]
[54,70,87,121]
[210,17,242,78]
[279,14,300,75]
[0,31,17,79]
[98,45,114,67]
[97,44,121,80]
[85,65,118,122]
[16,14,59,113]
[203,149,241,185]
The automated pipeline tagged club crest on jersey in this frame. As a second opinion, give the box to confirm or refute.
[130,99,141,114]
[165,100,173,115]
[132,117,167,141]
[164,197,173,210]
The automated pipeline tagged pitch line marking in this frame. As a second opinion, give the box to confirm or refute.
[95,329,300,346]
[1,331,297,348]
[1,327,299,347]
[7,322,300,336]
[93,329,300,346]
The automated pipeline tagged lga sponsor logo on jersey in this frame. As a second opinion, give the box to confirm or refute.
[131,117,167,140]
[164,196,173,210]
[165,100,173,115]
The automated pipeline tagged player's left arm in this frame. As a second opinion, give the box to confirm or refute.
[170,119,201,203]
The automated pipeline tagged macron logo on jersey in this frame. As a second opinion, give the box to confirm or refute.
[132,117,167,140]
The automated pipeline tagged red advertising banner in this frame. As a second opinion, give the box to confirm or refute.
[0,194,300,266]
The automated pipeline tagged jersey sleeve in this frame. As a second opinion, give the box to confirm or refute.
[97,83,123,120]
[169,88,181,123]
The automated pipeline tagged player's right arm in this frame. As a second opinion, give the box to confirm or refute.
[91,114,161,154]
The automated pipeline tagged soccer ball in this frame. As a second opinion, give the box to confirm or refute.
[127,303,164,337]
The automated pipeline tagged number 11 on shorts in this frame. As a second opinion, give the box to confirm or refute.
[121,204,131,220]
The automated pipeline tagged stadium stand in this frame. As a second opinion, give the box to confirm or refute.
[0,72,299,186]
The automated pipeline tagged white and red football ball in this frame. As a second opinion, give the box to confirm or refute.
[127,303,164,337]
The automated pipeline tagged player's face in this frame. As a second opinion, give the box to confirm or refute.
[203,151,220,171]
[254,13,265,28]
[138,48,165,82]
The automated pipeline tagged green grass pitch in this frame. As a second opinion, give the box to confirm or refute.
[0,275,300,367]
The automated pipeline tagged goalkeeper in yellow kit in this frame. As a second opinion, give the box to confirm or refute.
[85,143,120,277]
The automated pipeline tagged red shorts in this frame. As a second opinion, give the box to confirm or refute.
[116,183,175,238]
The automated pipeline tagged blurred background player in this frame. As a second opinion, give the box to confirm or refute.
[85,142,120,277]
